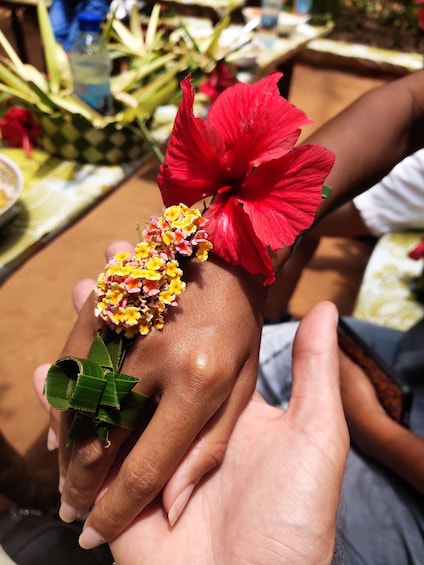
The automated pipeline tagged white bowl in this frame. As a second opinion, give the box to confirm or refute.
[0,153,24,228]
[242,7,309,36]
[278,12,309,35]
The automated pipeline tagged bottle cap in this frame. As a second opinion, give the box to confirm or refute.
[77,11,103,32]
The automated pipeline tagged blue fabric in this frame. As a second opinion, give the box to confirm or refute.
[257,318,424,565]
[49,0,111,51]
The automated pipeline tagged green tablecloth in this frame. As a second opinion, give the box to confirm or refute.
[0,147,141,282]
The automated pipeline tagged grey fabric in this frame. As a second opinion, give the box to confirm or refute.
[257,318,424,565]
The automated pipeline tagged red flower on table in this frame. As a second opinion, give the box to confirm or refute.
[157,73,335,285]
[414,0,424,30]
[0,107,41,157]
[199,62,238,102]
[409,238,424,261]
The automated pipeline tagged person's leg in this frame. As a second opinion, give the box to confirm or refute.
[342,317,404,365]
[339,447,424,565]
[257,321,299,407]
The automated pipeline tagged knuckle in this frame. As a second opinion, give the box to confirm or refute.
[181,349,230,398]
[120,457,163,501]
[66,482,93,506]
[200,440,227,474]
[75,440,106,471]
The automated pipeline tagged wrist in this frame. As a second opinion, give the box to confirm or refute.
[270,246,293,275]
[207,253,269,314]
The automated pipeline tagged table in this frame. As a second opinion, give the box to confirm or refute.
[182,15,334,98]
[0,147,143,282]
[302,38,424,76]
[353,232,424,331]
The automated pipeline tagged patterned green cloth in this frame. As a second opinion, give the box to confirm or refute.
[37,113,146,165]
[0,147,143,282]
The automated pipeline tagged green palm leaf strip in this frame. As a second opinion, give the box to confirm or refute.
[44,331,149,447]
[37,0,62,94]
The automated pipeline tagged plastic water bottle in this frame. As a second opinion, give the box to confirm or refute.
[70,11,112,115]
[259,0,283,47]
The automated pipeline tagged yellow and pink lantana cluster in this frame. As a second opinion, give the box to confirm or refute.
[94,204,212,337]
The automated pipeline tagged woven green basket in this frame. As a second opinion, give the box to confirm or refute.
[36,112,147,165]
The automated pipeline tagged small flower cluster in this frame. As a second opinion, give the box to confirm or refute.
[95,204,212,337]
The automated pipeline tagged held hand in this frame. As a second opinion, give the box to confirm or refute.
[38,302,348,564]
[49,242,269,548]
[109,302,348,565]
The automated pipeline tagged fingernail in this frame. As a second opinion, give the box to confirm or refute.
[79,527,105,550]
[59,501,78,523]
[168,483,194,527]
[47,427,58,451]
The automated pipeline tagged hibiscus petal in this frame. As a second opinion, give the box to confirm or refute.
[207,73,312,177]
[158,76,227,207]
[205,195,276,285]
[243,144,335,250]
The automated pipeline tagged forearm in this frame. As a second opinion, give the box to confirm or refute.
[352,412,424,494]
[307,70,424,219]
[272,71,424,273]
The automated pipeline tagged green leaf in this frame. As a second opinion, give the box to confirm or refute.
[102,371,120,408]
[37,0,61,94]
[114,372,140,401]
[98,390,149,428]
[106,331,128,370]
[44,363,74,409]
[67,412,98,444]
[145,3,162,50]
[204,13,231,58]
[322,184,332,199]
[88,332,114,369]
[70,373,108,412]
[0,29,26,75]
[0,61,38,100]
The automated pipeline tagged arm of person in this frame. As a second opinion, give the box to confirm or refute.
[339,349,424,494]
[270,69,424,274]
[36,299,348,564]
[310,69,424,217]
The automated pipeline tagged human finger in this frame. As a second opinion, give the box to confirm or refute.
[288,302,349,534]
[105,240,133,259]
[33,363,53,413]
[289,301,344,420]
[161,356,258,525]
[56,241,158,515]
[288,301,349,498]
[77,376,234,549]
[44,279,98,455]
[72,278,95,311]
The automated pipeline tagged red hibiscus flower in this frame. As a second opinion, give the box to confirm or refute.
[0,106,41,157]
[409,238,424,261]
[199,62,238,102]
[157,73,335,285]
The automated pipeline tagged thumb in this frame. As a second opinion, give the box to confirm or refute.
[289,301,344,422]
